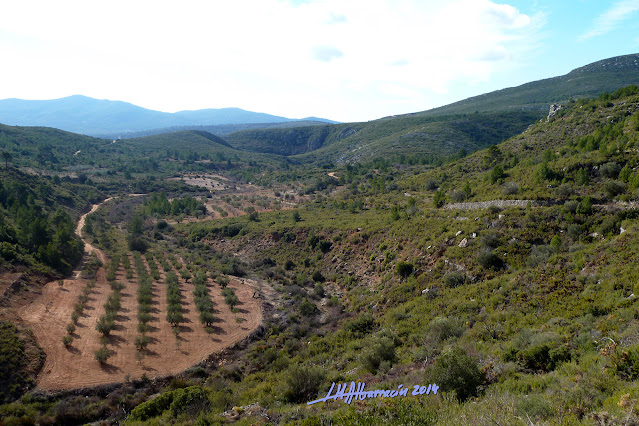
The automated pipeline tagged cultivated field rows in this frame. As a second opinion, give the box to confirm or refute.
[20,251,261,390]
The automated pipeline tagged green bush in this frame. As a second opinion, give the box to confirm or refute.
[430,347,484,401]
[443,271,466,288]
[577,196,593,215]
[94,346,110,364]
[433,190,446,208]
[477,251,503,270]
[600,162,621,178]
[396,261,414,278]
[361,336,397,374]
[604,180,625,197]
[344,313,375,335]
[283,366,326,403]
[299,299,319,317]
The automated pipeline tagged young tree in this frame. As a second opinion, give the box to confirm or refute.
[94,346,110,364]
[1,151,11,168]
[433,190,446,208]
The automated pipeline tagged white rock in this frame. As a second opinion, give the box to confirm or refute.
[456,230,463,236]
[620,227,626,234]
[422,289,430,295]
[458,238,469,248]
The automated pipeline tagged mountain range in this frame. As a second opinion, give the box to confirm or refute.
[0,95,337,137]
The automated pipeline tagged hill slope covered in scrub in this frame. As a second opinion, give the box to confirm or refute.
[225,54,639,164]
[1,59,639,424]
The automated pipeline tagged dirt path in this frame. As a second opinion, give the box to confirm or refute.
[19,196,263,390]
[75,198,112,265]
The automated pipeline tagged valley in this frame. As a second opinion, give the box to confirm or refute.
[1,55,639,424]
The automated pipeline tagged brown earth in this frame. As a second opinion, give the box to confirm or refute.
[16,197,263,390]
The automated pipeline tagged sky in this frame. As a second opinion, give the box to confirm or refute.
[1,0,638,123]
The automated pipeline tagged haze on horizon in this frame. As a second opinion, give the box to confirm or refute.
[1,0,638,123]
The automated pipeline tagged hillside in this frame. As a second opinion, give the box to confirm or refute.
[0,125,287,190]
[94,120,334,140]
[0,95,335,136]
[2,56,639,424]
[225,53,639,164]
[417,53,639,117]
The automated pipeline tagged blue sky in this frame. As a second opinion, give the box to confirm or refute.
[0,0,638,123]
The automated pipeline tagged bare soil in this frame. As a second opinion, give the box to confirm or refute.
[16,197,263,391]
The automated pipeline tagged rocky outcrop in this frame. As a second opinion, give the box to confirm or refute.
[547,103,562,120]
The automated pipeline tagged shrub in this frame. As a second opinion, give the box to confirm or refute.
[430,347,484,401]
[563,200,579,213]
[66,323,76,334]
[604,180,625,197]
[361,336,397,374]
[490,165,506,183]
[318,240,332,253]
[576,196,593,215]
[94,346,110,364]
[600,162,621,178]
[502,182,520,195]
[62,335,73,347]
[218,276,230,288]
[477,251,503,270]
[283,366,326,403]
[312,271,325,282]
[299,299,318,317]
[428,317,464,342]
[433,190,446,208]
[556,183,573,198]
[527,245,552,268]
[345,313,375,335]
[396,261,414,278]
[134,335,151,351]
[443,271,466,288]
[128,236,148,253]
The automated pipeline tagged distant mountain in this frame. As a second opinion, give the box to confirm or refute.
[0,95,337,136]
[226,53,639,163]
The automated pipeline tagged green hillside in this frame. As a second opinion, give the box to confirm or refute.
[0,167,92,277]
[418,53,639,117]
[3,56,639,425]
[225,54,639,164]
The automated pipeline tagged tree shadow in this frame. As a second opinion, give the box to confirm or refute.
[107,334,126,346]
[144,349,160,357]
[65,345,81,355]
[145,324,160,333]
[207,325,226,335]
[99,362,121,374]
[115,314,130,322]
[178,324,193,333]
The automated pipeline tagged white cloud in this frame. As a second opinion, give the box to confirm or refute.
[311,46,344,62]
[579,0,639,40]
[0,0,543,121]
